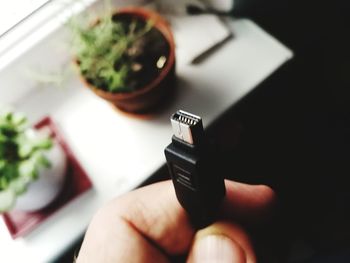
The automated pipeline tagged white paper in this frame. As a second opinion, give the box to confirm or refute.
[169,15,232,64]
[147,0,232,64]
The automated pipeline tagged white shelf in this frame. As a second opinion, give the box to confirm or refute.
[0,17,293,262]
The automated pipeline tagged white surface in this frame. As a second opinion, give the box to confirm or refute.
[0,17,293,262]
[0,0,51,36]
[204,0,234,11]
[0,0,85,70]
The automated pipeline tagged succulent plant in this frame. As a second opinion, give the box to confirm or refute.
[0,111,53,212]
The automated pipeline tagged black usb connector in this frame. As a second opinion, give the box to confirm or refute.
[164,110,226,228]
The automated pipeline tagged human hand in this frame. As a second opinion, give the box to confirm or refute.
[77,180,275,263]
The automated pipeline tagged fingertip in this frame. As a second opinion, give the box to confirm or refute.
[253,184,277,210]
[187,235,246,263]
[187,221,256,263]
[222,180,277,221]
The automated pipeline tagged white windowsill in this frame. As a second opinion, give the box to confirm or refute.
[0,0,99,71]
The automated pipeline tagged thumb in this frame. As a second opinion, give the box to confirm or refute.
[187,221,256,263]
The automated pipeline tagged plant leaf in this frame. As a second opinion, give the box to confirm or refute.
[0,189,16,213]
[8,176,29,195]
[18,160,35,179]
[18,141,33,158]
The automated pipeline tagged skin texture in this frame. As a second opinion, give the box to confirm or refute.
[77,180,276,263]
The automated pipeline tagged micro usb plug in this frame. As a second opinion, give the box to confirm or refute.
[164,110,226,228]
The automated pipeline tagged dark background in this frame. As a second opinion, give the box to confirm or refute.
[230,1,350,261]
[58,0,350,262]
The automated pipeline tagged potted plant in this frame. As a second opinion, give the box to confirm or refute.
[0,111,67,213]
[71,6,176,113]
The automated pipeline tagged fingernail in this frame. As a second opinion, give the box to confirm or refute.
[190,234,245,263]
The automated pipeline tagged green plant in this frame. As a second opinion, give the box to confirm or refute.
[0,111,53,212]
[71,11,153,93]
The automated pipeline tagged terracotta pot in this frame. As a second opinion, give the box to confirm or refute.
[79,7,176,113]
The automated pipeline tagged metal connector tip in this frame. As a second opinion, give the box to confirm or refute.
[171,110,203,145]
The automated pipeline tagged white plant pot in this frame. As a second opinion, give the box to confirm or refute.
[14,142,67,212]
